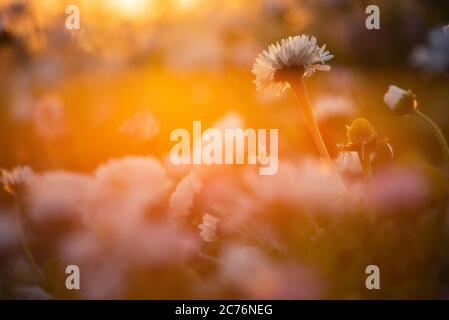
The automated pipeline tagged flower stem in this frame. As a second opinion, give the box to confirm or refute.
[290,78,332,163]
[414,108,449,168]
[289,77,348,192]
[357,150,373,189]
[13,196,44,281]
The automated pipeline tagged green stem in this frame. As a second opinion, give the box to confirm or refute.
[13,196,44,281]
[414,108,449,168]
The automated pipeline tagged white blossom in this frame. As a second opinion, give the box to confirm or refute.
[252,35,333,94]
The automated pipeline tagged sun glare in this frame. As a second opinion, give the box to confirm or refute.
[108,0,153,20]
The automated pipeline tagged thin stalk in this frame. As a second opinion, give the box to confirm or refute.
[289,78,332,164]
[357,149,373,189]
[414,108,449,168]
[289,77,347,191]
[13,196,44,280]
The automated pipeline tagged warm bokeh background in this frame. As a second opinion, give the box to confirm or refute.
[0,0,448,171]
[1,0,449,299]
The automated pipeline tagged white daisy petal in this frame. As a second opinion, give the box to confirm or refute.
[252,35,333,95]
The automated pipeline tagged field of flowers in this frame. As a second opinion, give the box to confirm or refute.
[0,0,449,299]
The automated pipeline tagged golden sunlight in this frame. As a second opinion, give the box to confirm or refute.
[108,0,153,19]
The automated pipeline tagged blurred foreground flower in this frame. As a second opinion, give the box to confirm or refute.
[27,171,91,223]
[244,157,348,212]
[168,171,202,221]
[82,156,172,233]
[384,85,449,168]
[219,245,324,299]
[371,166,429,212]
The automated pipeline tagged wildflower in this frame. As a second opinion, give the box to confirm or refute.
[252,35,333,94]
[198,213,219,242]
[244,158,348,212]
[371,166,429,212]
[219,244,324,299]
[1,166,35,196]
[252,35,341,185]
[168,171,203,220]
[338,118,393,158]
[337,118,393,186]
[83,156,172,232]
[383,86,449,167]
[27,171,91,222]
[383,85,417,116]
[119,110,159,142]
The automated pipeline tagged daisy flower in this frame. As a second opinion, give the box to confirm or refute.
[252,35,345,190]
[384,85,449,167]
[383,85,417,116]
[337,118,393,187]
[252,35,333,94]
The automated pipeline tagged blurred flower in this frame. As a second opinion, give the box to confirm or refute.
[168,171,202,220]
[383,85,417,116]
[199,171,257,233]
[61,223,198,298]
[219,245,271,291]
[26,171,91,222]
[244,158,348,212]
[33,95,66,140]
[411,27,449,74]
[252,35,333,94]
[1,166,35,196]
[313,94,356,121]
[371,166,429,212]
[82,156,172,233]
[219,244,324,299]
[119,110,159,142]
[198,213,219,242]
